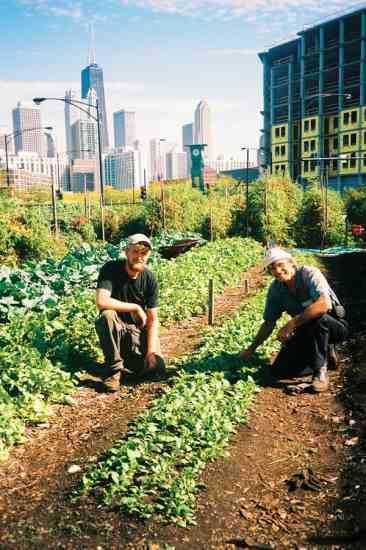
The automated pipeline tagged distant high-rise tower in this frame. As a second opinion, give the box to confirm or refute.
[44,131,56,158]
[64,89,81,154]
[182,122,194,173]
[81,28,109,151]
[114,110,136,149]
[194,99,213,158]
[12,102,43,155]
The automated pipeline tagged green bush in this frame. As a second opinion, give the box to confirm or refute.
[344,187,366,225]
[247,175,302,245]
[295,182,346,247]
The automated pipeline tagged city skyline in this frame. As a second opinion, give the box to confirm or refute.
[1,2,365,158]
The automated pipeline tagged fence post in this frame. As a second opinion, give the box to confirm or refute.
[208,278,214,325]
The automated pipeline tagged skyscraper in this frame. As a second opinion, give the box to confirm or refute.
[149,139,175,180]
[70,119,97,160]
[194,99,213,159]
[182,122,194,173]
[64,89,81,154]
[44,131,56,158]
[12,102,43,155]
[81,47,109,150]
[113,110,136,149]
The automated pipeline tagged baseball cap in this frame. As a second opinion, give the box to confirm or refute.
[127,233,152,249]
[264,247,293,268]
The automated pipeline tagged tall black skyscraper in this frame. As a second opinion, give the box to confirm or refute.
[81,37,109,151]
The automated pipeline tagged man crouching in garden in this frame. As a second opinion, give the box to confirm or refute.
[95,234,165,392]
[240,247,348,393]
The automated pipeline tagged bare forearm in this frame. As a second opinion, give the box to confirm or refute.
[292,296,330,330]
[249,321,276,351]
[146,320,160,354]
[97,295,140,315]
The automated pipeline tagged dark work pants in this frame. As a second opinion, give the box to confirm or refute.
[95,309,165,376]
[271,314,348,379]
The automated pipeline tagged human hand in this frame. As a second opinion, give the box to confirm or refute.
[277,321,295,343]
[134,306,147,328]
[144,351,158,370]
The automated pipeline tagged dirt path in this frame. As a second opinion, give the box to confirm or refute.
[0,266,264,548]
[1,253,365,549]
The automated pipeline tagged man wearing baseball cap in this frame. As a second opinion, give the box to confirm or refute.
[240,247,348,393]
[95,233,165,392]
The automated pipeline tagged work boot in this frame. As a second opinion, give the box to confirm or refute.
[328,344,338,371]
[311,365,329,393]
[102,371,121,392]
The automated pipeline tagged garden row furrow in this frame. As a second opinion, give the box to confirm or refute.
[78,251,319,526]
[0,237,263,461]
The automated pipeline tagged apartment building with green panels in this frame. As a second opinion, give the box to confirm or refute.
[259,8,366,191]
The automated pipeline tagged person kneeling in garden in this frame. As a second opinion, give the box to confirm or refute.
[95,233,165,392]
[240,247,348,393]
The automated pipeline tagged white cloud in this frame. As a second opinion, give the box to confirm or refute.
[121,0,357,22]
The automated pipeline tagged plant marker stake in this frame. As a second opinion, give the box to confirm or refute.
[210,204,213,241]
[208,278,214,325]
[244,279,249,294]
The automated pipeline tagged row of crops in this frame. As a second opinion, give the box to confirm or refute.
[78,252,319,526]
[0,235,263,461]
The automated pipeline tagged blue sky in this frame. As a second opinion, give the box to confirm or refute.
[1,0,365,158]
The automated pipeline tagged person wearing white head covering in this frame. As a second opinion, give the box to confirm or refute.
[240,247,348,393]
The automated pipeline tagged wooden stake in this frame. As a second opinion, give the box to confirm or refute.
[244,279,249,294]
[208,279,214,325]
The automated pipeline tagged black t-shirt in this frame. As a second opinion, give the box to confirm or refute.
[96,259,159,324]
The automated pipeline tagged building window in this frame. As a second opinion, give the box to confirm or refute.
[350,153,356,168]
[275,127,280,138]
[281,126,286,137]
[310,160,316,171]
[275,146,280,157]
[363,154,366,167]
[333,117,338,129]
[304,120,309,132]
[343,112,350,125]
[310,139,316,151]
[350,133,357,146]
[324,119,329,133]
[351,110,358,124]
[364,131,366,145]
[332,160,338,170]
[281,164,286,172]
[304,160,309,172]
[310,119,316,131]
[281,145,286,156]
[333,137,339,148]
[343,134,349,146]
[304,140,309,152]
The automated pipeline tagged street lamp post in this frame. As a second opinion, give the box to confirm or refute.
[158,138,166,230]
[241,147,250,237]
[241,147,258,237]
[33,96,106,241]
[3,125,53,188]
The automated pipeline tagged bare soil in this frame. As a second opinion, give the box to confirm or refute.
[0,254,365,550]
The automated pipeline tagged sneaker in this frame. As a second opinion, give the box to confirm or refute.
[102,372,121,393]
[328,344,338,371]
[312,365,329,393]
